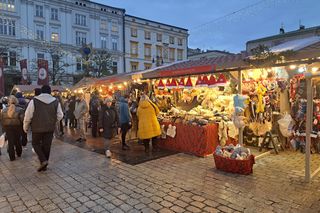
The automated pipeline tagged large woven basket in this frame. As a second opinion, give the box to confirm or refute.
[213,154,255,175]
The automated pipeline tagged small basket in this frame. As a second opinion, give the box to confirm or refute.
[213,154,255,175]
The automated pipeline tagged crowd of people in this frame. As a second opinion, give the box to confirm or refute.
[0,86,162,171]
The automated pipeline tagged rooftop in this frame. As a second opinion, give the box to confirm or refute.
[247,25,320,44]
[125,14,188,32]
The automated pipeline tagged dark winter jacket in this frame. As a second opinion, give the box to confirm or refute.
[15,92,27,109]
[68,99,76,119]
[98,105,118,139]
[119,97,131,125]
[0,106,24,130]
[89,97,100,116]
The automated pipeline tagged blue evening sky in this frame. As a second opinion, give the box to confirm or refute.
[97,0,320,53]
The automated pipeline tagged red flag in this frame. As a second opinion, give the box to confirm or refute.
[0,57,5,96]
[37,59,49,85]
[20,59,28,85]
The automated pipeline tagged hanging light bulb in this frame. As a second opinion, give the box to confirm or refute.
[289,65,297,70]
[312,67,318,73]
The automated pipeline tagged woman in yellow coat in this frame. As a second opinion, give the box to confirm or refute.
[137,95,161,152]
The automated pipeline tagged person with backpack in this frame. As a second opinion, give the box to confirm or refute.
[89,93,100,138]
[0,96,24,161]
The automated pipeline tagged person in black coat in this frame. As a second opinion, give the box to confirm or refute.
[98,97,119,158]
[68,96,76,128]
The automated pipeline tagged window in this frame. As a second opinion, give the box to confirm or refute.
[144,31,151,40]
[75,14,86,26]
[178,38,183,46]
[156,33,162,42]
[0,0,15,12]
[9,51,16,66]
[169,48,175,61]
[111,38,118,51]
[35,5,44,17]
[111,22,118,33]
[0,18,15,36]
[76,31,86,45]
[51,8,58,20]
[36,25,44,40]
[0,52,8,66]
[100,19,107,30]
[169,36,175,44]
[101,36,107,49]
[112,61,117,74]
[177,49,183,60]
[130,62,139,72]
[156,45,162,58]
[130,41,138,57]
[131,28,137,37]
[76,58,82,71]
[144,63,152,70]
[51,33,59,42]
[144,44,151,58]
[37,53,45,59]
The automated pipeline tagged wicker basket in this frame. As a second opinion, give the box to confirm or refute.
[213,154,255,175]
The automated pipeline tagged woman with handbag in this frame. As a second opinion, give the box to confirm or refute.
[137,95,161,152]
[0,96,24,161]
[98,97,119,158]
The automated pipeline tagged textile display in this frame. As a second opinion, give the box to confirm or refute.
[159,122,219,157]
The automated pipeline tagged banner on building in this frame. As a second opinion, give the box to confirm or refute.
[0,58,5,96]
[37,59,49,85]
[20,59,28,85]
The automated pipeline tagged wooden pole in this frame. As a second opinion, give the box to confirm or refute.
[238,69,244,146]
[305,72,312,182]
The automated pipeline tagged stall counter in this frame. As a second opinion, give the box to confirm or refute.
[159,122,220,157]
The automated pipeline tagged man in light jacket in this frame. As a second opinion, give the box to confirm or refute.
[74,94,88,142]
[24,85,63,172]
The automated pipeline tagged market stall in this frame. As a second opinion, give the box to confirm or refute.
[12,84,66,97]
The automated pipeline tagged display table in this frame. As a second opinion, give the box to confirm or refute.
[159,122,219,157]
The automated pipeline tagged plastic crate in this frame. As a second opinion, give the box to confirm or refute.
[213,154,255,175]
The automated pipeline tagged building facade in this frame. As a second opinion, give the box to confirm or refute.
[0,0,189,87]
[124,15,188,73]
[246,25,320,52]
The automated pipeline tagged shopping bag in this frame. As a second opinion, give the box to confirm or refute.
[0,133,6,148]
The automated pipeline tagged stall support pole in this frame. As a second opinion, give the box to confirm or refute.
[238,69,244,146]
[305,74,312,182]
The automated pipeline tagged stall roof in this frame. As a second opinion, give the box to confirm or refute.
[71,77,97,91]
[13,85,66,93]
[270,36,320,53]
[142,52,250,79]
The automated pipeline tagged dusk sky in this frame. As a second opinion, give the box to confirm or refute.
[97,0,320,53]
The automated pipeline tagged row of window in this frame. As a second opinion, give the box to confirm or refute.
[0,0,15,12]
[131,28,184,45]
[130,42,183,60]
[0,18,15,36]
[130,61,152,72]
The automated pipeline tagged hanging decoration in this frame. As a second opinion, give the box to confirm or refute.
[171,79,178,89]
[166,79,172,89]
[178,78,185,88]
[202,75,209,86]
[208,75,217,88]
[195,76,204,87]
[185,76,193,89]
[157,79,165,89]
[216,74,227,86]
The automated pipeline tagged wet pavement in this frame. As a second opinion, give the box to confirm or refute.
[0,129,320,212]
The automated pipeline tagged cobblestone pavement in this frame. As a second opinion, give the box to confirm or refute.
[1,139,320,213]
